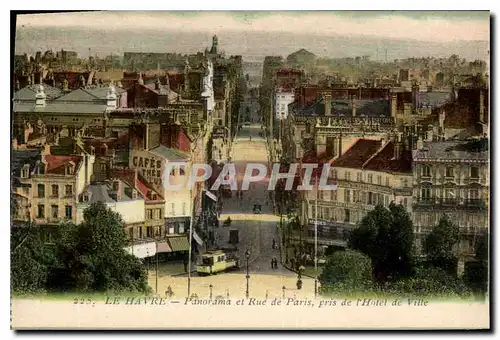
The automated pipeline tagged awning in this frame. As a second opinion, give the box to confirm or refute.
[157,241,172,253]
[193,231,204,246]
[167,236,190,252]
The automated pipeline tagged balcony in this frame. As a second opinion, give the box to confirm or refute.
[414,197,488,210]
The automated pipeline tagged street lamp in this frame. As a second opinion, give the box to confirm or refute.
[245,250,250,299]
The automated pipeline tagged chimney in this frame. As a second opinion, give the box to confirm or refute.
[113,180,122,201]
[411,84,420,110]
[390,93,397,118]
[416,136,424,150]
[352,96,357,117]
[35,84,46,108]
[393,133,403,159]
[323,92,332,116]
[62,78,69,92]
[155,78,161,91]
[106,83,117,111]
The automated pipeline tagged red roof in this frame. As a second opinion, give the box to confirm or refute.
[363,141,412,174]
[44,155,82,174]
[330,139,382,169]
[136,173,164,201]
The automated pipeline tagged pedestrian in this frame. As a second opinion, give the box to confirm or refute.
[272,239,276,250]
[183,258,188,273]
[270,259,274,269]
[290,258,295,269]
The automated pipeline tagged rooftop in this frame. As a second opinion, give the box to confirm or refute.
[44,155,83,175]
[13,101,107,114]
[363,141,412,174]
[413,140,489,162]
[330,139,383,169]
[84,180,141,203]
[55,86,126,102]
[299,98,389,117]
[149,145,189,161]
[14,85,63,101]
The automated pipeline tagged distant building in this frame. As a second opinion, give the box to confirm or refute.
[286,49,316,67]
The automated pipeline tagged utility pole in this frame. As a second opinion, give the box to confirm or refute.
[155,238,159,294]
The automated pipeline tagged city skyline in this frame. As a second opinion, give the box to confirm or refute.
[15,11,490,62]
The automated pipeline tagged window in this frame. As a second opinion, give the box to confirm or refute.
[170,169,176,176]
[345,172,351,181]
[357,172,362,182]
[470,189,479,199]
[353,190,359,203]
[178,223,185,234]
[146,209,153,220]
[367,174,373,183]
[331,169,337,179]
[65,185,73,197]
[180,168,185,176]
[421,188,431,200]
[128,228,134,240]
[65,205,72,219]
[445,188,455,200]
[445,167,454,178]
[51,205,58,219]
[403,198,408,208]
[422,165,431,177]
[38,184,45,198]
[51,184,59,197]
[138,227,143,239]
[368,192,373,205]
[182,202,187,215]
[37,204,45,218]
[385,177,390,186]
[377,175,382,185]
[21,165,29,179]
[171,203,175,215]
[470,167,479,179]
[147,226,153,238]
[344,189,350,203]
[403,178,409,188]
[344,209,350,223]
[331,190,337,201]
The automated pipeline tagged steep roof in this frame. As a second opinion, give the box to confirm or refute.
[44,155,82,175]
[13,85,63,101]
[330,139,382,169]
[363,141,412,174]
[55,86,125,102]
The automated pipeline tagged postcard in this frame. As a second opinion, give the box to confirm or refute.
[10,10,490,330]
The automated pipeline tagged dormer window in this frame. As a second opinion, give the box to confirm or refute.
[82,191,90,203]
[65,161,75,175]
[112,180,120,192]
[38,162,46,175]
[152,194,158,200]
[21,164,29,179]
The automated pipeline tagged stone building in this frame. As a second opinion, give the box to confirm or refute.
[11,144,95,241]
[298,136,412,253]
[412,139,489,257]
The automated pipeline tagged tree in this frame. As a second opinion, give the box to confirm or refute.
[48,202,150,293]
[11,222,56,295]
[387,266,472,299]
[319,250,373,292]
[423,215,460,273]
[464,232,489,294]
[348,203,414,283]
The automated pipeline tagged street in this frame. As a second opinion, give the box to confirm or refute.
[148,124,315,299]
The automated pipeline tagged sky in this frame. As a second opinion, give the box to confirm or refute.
[16,11,490,43]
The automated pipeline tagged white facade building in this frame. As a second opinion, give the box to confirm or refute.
[275,89,294,120]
